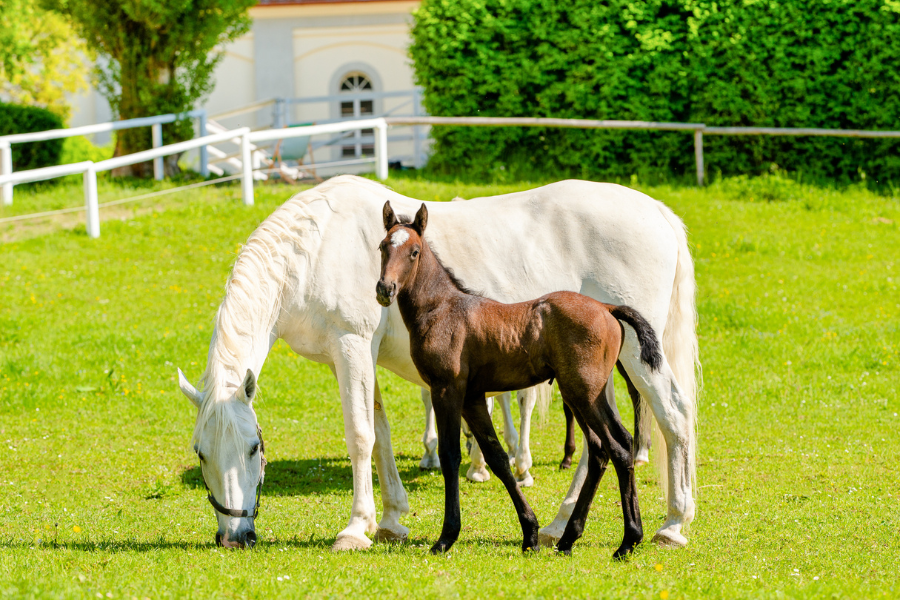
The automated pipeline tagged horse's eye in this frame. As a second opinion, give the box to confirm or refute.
[250,444,260,457]
[198,452,205,462]
[411,249,419,259]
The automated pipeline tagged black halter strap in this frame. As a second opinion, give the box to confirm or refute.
[203,425,266,519]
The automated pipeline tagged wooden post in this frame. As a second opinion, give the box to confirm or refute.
[694,129,704,186]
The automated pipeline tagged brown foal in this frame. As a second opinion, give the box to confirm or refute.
[376,202,662,557]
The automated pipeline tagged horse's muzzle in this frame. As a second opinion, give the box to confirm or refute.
[376,280,396,307]
[217,529,257,549]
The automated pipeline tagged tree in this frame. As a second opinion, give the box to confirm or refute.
[0,0,91,120]
[45,0,256,176]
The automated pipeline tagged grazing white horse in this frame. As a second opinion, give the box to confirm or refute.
[177,175,698,550]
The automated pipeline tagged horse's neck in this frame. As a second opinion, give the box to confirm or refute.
[397,242,466,333]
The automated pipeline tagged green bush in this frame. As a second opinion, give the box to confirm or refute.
[0,102,64,171]
[410,0,900,184]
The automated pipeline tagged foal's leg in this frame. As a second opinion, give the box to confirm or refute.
[430,385,465,554]
[419,388,440,470]
[557,387,643,558]
[539,377,616,546]
[560,403,577,470]
[514,387,536,487]
[618,328,695,548]
[462,399,540,552]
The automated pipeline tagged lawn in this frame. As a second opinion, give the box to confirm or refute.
[0,172,898,599]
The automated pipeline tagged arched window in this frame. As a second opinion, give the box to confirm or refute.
[339,73,375,158]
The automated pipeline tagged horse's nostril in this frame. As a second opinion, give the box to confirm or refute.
[244,530,257,549]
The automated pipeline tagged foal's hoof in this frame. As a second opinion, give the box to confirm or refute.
[373,527,408,544]
[554,546,573,557]
[652,528,688,548]
[429,540,453,554]
[559,458,573,471]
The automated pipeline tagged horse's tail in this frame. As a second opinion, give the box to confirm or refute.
[654,202,700,511]
[535,380,553,423]
[610,305,663,371]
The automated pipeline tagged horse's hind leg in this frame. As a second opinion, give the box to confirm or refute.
[419,388,440,470]
[462,398,540,552]
[618,331,695,548]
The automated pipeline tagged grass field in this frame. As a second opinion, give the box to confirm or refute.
[1,172,898,599]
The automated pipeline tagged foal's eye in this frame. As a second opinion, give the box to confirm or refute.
[410,249,419,259]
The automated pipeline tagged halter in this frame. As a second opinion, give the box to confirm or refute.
[202,424,267,520]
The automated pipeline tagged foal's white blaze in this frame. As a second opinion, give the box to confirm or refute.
[390,229,409,247]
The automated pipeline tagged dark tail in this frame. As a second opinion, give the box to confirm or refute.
[609,305,662,371]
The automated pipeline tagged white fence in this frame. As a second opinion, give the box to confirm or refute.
[0,109,208,206]
[0,119,389,238]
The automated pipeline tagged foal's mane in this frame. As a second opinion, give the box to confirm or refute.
[395,220,483,298]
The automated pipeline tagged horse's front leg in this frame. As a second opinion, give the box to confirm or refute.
[372,379,410,544]
[430,384,464,554]
[330,334,380,551]
[465,395,491,483]
[419,388,440,470]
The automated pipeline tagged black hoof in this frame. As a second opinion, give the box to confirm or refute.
[559,458,572,471]
[430,540,453,554]
[613,540,639,560]
[555,546,572,557]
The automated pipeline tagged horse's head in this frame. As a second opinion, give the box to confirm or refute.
[377,201,428,307]
[178,367,264,549]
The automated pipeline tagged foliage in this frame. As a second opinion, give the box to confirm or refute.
[59,134,116,165]
[0,102,64,170]
[0,0,91,120]
[410,0,900,184]
[1,175,899,597]
[44,0,256,176]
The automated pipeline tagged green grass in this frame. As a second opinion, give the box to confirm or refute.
[1,173,898,599]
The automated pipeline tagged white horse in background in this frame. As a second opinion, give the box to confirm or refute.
[177,175,699,551]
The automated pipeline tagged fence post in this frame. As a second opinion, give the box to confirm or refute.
[241,131,254,206]
[83,165,100,238]
[152,123,164,181]
[375,121,389,180]
[198,110,209,178]
[1,141,12,206]
[412,90,423,170]
[694,128,705,186]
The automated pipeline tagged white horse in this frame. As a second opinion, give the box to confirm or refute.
[177,175,698,550]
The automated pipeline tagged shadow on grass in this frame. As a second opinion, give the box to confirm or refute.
[179,455,431,496]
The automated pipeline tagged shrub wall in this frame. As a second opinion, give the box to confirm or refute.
[0,103,64,171]
[409,0,900,183]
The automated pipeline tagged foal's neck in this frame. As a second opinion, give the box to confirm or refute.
[397,239,471,330]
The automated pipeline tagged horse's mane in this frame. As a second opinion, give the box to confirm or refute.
[191,175,390,450]
[395,219,483,299]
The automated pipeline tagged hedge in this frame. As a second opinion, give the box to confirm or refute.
[0,102,64,171]
[409,0,900,184]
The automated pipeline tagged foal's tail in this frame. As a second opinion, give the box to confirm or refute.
[609,305,662,371]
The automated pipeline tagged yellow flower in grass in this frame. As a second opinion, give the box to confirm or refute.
[655,563,663,571]
[73,525,82,533]
[660,591,669,600]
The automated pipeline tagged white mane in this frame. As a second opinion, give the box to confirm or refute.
[191,175,390,451]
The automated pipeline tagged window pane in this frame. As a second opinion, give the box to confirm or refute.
[361,128,374,136]
[341,101,355,117]
[361,144,375,157]
[342,146,357,157]
[360,100,374,115]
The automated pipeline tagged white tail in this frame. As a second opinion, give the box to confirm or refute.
[653,203,700,515]
[534,381,553,424]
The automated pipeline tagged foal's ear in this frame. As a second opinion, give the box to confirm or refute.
[238,368,257,404]
[178,368,202,409]
[413,203,428,234]
[383,201,399,231]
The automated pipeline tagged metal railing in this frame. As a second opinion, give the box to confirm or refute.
[0,109,208,205]
[0,119,389,238]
